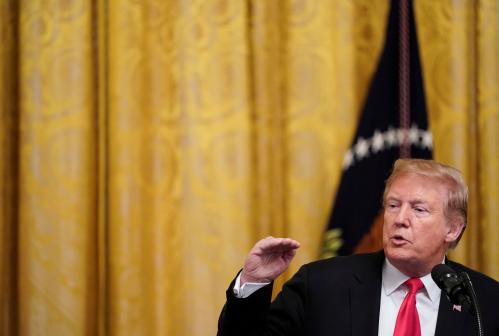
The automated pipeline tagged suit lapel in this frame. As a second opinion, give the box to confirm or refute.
[434,292,472,336]
[350,280,382,336]
[350,252,384,336]
[434,259,473,336]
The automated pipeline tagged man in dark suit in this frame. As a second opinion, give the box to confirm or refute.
[217,159,499,335]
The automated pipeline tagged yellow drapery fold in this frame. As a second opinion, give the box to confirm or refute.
[415,0,499,274]
[0,1,497,335]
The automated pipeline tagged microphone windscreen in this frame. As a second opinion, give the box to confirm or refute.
[431,264,456,285]
[431,263,473,312]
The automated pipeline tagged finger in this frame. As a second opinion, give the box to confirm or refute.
[279,238,300,248]
[258,237,300,251]
[266,239,300,255]
[253,245,298,261]
[282,249,297,263]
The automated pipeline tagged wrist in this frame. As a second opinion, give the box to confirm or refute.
[240,271,271,285]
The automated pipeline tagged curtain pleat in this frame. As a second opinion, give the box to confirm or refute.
[15,0,98,334]
[0,2,19,335]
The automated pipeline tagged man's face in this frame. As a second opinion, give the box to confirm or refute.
[382,173,462,277]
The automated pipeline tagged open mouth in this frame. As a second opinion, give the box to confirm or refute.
[391,235,408,245]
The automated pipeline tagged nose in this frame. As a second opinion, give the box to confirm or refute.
[394,203,410,227]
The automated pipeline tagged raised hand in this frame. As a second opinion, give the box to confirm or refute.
[240,236,300,285]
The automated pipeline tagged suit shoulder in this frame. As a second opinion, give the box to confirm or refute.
[299,251,384,278]
[447,260,499,289]
[305,251,384,267]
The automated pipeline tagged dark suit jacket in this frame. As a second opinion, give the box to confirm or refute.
[218,251,499,335]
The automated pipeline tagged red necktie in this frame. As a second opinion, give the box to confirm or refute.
[394,278,424,336]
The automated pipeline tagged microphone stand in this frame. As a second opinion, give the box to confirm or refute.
[460,272,484,336]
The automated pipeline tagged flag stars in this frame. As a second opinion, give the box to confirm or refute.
[341,125,432,170]
[343,149,354,170]
[422,131,433,148]
[409,125,419,143]
[371,130,385,152]
[355,137,369,159]
[385,127,397,146]
[396,128,406,144]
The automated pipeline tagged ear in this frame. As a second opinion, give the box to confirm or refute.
[444,218,464,244]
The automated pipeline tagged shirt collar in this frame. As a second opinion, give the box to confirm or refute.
[382,258,442,303]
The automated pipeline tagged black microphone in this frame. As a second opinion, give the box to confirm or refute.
[431,264,472,312]
[431,264,484,336]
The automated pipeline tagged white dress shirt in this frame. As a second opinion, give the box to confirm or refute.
[378,259,441,336]
[233,258,442,335]
[232,272,270,298]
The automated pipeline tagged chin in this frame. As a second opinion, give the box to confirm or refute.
[384,248,431,276]
[384,246,414,264]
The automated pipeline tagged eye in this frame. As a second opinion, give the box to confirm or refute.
[414,207,428,214]
[387,202,399,209]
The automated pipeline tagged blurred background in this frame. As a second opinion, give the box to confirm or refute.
[0,0,498,335]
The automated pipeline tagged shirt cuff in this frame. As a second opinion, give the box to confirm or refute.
[232,273,270,298]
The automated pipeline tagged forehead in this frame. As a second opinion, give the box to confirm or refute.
[386,173,448,202]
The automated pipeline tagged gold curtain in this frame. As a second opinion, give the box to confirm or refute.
[0,0,497,335]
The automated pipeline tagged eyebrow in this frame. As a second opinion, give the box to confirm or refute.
[385,196,429,206]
